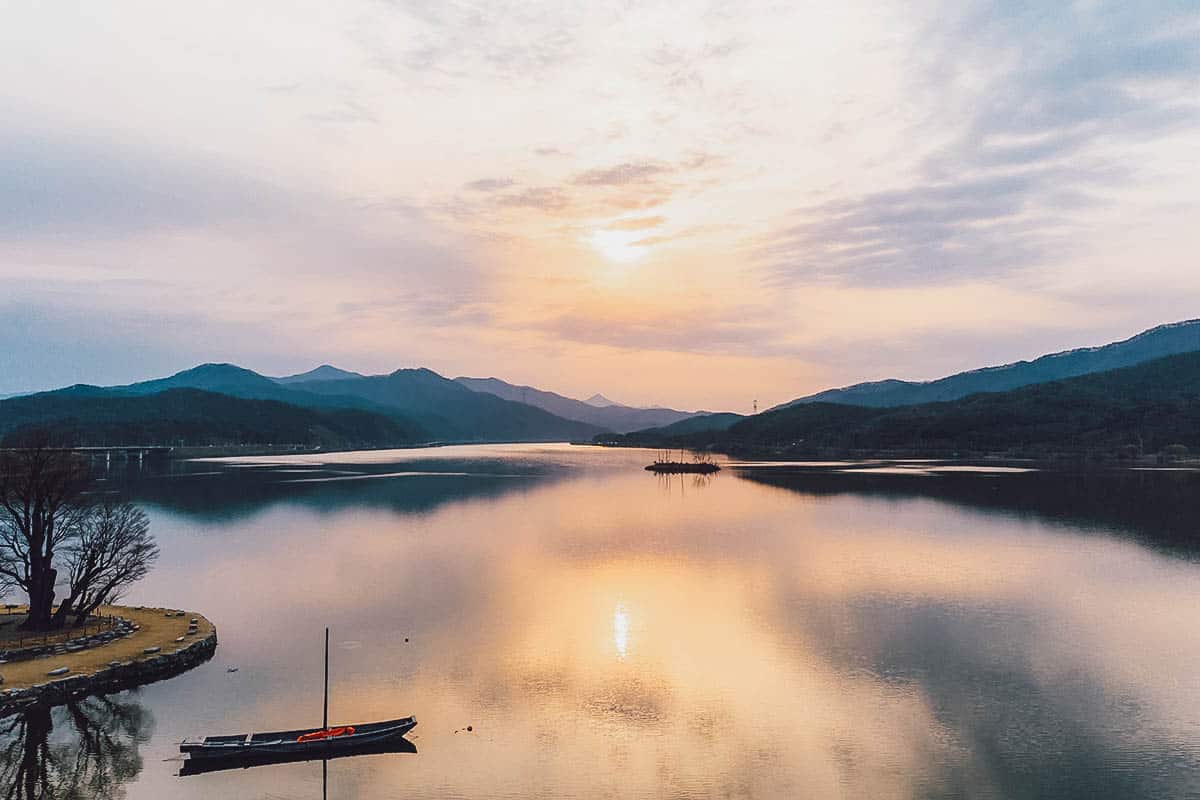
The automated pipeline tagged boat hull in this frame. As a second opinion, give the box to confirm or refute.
[181,716,417,760]
[180,737,417,775]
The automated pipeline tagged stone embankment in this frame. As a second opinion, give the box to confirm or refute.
[0,607,217,717]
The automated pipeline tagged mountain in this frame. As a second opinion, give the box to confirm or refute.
[114,363,283,397]
[15,363,605,444]
[608,351,1200,458]
[274,365,365,384]
[0,388,425,449]
[104,363,396,414]
[454,376,698,433]
[629,412,744,438]
[281,369,605,442]
[777,319,1200,410]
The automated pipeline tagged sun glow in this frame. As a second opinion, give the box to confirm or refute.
[613,602,629,659]
[586,229,648,264]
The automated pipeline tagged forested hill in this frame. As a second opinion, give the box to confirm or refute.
[7,362,607,444]
[776,319,1200,409]
[601,351,1200,458]
[0,388,427,449]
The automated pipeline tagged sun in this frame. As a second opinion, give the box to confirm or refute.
[585,229,648,264]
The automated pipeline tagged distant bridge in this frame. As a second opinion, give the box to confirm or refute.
[0,446,175,463]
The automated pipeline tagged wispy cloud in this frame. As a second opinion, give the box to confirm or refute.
[493,186,571,212]
[573,161,673,187]
[604,216,666,231]
[760,0,1200,287]
[463,177,517,192]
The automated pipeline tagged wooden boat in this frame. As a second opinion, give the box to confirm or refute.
[180,628,416,766]
[180,716,417,760]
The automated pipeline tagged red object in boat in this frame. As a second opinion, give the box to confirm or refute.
[296,726,356,743]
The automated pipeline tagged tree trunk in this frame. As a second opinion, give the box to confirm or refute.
[50,596,75,630]
[21,566,57,631]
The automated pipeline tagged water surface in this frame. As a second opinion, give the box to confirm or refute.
[4,445,1199,798]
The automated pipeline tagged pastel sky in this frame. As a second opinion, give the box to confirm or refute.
[2,1,1198,410]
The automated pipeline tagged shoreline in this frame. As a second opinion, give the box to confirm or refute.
[0,606,217,716]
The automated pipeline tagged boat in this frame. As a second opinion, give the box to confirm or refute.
[179,716,418,761]
[180,628,416,767]
[179,722,417,772]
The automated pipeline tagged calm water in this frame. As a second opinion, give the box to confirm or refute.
[3,444,1200,798]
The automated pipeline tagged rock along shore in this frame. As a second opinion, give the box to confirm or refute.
[0,611,217,718]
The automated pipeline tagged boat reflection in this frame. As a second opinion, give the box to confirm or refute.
[0,694,152,800]
[178,736,418,776]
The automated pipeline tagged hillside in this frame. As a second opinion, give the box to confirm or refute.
[454,376,698,433]
[628,412,744,437]
[0,388,426,449]
[110,364,382,411]
[777,319,1200,409]
[604,351,1200,458]
[285,369,605,442]
[36,363,605,443]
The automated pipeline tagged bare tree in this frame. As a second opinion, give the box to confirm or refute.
[0,437,90,630]
[53,502,158,628]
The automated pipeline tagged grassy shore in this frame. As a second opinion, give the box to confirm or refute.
[0,606,214,691]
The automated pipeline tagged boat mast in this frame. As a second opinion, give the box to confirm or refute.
[323,627,330,731]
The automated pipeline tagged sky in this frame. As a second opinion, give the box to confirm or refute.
[1,0,1198,411]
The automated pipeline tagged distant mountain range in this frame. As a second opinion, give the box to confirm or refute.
[0,364,606,447]
[453,377,697,433]
[6,318,1200,454]
[774,319,1200,410]
[606,349,1200,458]
[0,362,706,448]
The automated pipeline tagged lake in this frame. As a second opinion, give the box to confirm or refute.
[3,444,1199,798]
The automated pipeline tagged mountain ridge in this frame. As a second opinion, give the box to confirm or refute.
[776,319,1200,410]
[11,363,603,444]
[606,350,1200,458]
[453,376,699,433]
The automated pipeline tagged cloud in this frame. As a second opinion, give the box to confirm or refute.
[493,186,571,212]
[0,126,294,239]
[526,302,788,357]
[357,0,584,81]
[759,167,1094,285]
[604,216,665,231]
[573,161,673,187]
[631,223,732,247]
[760,0,1200,287]
[463,177,517,192]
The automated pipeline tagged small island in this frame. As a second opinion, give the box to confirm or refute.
[645,461,721,474]
[0,606,217,715]
[645,450,721,474]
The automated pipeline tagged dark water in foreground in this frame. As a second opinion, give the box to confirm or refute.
[3,445,1200,799]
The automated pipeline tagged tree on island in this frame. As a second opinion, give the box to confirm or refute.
[0,435,158,632]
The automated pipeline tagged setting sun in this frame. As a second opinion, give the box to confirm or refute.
[586,229,649,264]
